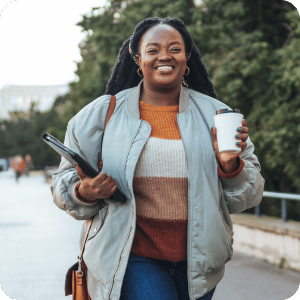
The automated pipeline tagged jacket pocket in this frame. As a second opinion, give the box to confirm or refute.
[87,205,109,241]
[218,207,233,260]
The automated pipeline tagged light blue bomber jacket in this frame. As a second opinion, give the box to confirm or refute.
[51,81,265,300]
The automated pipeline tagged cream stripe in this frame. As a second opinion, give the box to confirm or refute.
[133,177,188,220]
[134,137,188,178]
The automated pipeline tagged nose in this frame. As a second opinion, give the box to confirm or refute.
[157,50,172,61]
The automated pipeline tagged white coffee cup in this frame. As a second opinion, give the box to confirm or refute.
[213,109,243,153]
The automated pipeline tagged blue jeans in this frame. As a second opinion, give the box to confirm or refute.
[120,253,216,300]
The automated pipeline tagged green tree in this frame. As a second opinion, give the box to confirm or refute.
[0,100,66,169]
[55,0,300,220]
[194,0,300,219]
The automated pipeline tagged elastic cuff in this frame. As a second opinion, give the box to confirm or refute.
[217,156,245,179]
[75,182,98,204]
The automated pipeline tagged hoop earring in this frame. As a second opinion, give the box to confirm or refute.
[137,68,143,76]
[184,67,190,76]
[182,77,188,88]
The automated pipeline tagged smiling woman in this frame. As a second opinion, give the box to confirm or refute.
[51,17,264,300]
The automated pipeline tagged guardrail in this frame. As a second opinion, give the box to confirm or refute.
[255,191,300,222]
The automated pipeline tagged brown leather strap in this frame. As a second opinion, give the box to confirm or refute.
[104,95,116,134]
[99,95,116,161]
[78,218,93,260]
[78,95,116,260]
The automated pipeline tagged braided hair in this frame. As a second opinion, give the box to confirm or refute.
[105,17,218,99]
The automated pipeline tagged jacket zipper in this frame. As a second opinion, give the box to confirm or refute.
[107,120,151,299]
[177,115,193,299]
[107,212,133,299]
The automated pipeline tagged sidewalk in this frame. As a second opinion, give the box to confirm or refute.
[0,171,83,300]
[213,251,300,300]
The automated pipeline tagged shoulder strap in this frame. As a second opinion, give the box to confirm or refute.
[99,95,116,161]
[104,95,116,133]
[78,218,93,260]
[78,95,116,260]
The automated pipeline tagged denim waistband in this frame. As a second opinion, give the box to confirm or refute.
[129,253,187,271]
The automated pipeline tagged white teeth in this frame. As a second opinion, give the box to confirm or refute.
[157,66,172,71]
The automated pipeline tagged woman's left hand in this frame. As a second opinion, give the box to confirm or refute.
[211,118,248,174]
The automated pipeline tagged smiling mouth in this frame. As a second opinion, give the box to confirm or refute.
[156,66,174,72]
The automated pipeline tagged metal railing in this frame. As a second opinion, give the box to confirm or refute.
[255,191,300,222]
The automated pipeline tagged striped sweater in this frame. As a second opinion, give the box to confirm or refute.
[130,101,188,262]
[73,99,245,262]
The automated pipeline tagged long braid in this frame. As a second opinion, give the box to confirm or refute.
[186,45,218,98]
[105,39,140,95]
[105,17,218,99]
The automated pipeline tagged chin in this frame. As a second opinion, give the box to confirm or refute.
[156,78,182,89]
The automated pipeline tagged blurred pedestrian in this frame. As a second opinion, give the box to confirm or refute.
[24,154,34,176]
[11,155,26,182]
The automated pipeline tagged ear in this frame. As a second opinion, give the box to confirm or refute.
[136,55,141,66]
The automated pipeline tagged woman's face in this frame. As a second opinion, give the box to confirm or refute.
[138,24,187,90]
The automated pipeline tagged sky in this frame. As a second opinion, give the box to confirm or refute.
[0,0,107,89]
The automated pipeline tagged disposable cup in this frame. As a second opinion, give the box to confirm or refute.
[213,109,243,153]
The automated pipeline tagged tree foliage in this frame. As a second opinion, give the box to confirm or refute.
[50,0,300,219]
[0,100,67,169]
[192,0,300,219]
[63,0,299,219]
[1,0,300,219]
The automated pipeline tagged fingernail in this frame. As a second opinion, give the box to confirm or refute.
[236,142,240,146]
[237,128,241,132]
[243,119,246,123]
[235,134,240,138]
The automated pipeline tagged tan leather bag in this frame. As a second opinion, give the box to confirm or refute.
[64,95,116,300]
[65,224,91,300]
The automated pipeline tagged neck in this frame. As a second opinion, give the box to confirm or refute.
[140,81,181,106]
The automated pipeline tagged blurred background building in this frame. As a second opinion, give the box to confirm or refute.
[0,84,69,120]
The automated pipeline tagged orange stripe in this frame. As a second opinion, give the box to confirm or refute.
[131,215,187,262]
[139,101,181,140]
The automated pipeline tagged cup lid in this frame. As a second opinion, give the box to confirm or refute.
[216,108,241,115]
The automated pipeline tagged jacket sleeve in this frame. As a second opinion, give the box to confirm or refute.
[220,136,265,214]
[50,121,107,220]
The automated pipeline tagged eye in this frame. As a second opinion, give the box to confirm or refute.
[147,49,157,53]
[171,48,181,52]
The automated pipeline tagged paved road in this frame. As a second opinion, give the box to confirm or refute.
[0,171,299,300]
[213,252,299,300]
[0,171,83,300]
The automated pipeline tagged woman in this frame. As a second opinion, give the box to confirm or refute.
[51,17,264,300]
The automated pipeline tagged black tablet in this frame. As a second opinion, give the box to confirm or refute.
[42,133,127,204]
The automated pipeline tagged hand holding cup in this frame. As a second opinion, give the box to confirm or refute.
[211,114,248,174]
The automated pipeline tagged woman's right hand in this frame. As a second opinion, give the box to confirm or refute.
[75,165,118,202]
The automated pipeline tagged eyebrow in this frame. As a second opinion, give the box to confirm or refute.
[145,41,182,47]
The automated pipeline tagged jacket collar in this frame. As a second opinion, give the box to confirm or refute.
[127,80,190,119]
